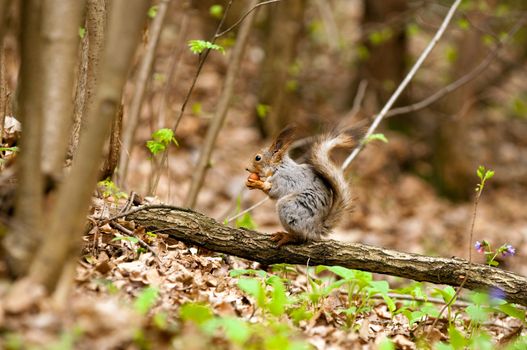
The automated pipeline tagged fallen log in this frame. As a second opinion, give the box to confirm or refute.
[123,205,527,307]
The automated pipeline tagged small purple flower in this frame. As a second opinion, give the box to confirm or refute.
[502,244,516,257]
[489,287,506,301]
[475,241,485,254]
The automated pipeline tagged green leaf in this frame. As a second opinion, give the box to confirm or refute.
[268,276,288,316]
[448,325,467,350]
[134,287,158,315]
[363,133,388,145]
[180,303,214,325]
[465,304,488,323]
[238,278,265,308]
[378,337,395,350]
[445,45,458,63]
[321,266,356,280]
[457,18,470,30]
[406,23,420,36]
[0,146,19,152]
[148,5,158,18]
[111,236,139,244]
[229,269,266,278]
[153,312,168,330]
[191,102,202,116]
[79,27,86,39]
[221,317,250,345]
[256,104,270,119]
[470,291,489,306]
[209,4,223,19]
[495,303,525,321]
[235,212,256,230]
[188,39,225,55]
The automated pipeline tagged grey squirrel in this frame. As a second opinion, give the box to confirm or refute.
[245,126,354,246]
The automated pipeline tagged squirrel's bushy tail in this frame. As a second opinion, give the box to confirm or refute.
[309,132,354,234]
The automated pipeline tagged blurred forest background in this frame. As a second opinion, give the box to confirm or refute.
[1,0,527,348]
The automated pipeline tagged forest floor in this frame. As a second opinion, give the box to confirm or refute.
[1,118,526,349]
[2,2,527,347]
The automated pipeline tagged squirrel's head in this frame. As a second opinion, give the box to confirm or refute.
[246,126,296,177]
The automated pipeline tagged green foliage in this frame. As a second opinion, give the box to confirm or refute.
[111,236,139,244]
[362,133,388,145]
[511,96,527,119]
[191,102,202,116]
[445,45,458,63]
[256,103,270,119]
[475,165,494,193]
[180,303,214,325]
[147,5,158,18]
[78,27,86,39]
[368,28,393,46]
[98,178,127,201]
[188,40,225,55]
[0,146,19,152]
[134,287,159,315]
[209,4,223,19]
[406,23,420,37]
[233,196,257,229]
[456,18,470,31]
[146,128,178,155]
[356,45,370,61]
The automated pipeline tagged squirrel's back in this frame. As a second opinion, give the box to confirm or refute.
[308,132,354,234]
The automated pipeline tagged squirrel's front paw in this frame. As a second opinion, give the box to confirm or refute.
[245,177,265,190]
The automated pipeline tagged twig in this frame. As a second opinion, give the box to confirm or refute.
[185,0,259,208]
[110,221,165,271]
[156,7,189,130]
[385,16,527,119]
[341,0,462,170]
[118,0,171,186]
[150,1,234,195]
[215,0,282,38]
[347,80,368,119]
[226,196,269,223]
[314,0,339,51]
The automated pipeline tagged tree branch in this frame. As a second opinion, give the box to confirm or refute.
[342,0,462,169]
[125,206,527,307]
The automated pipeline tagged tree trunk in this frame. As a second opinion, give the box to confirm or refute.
[433,12,489,200]
[69,0,107,160]
[29,0,150,291]
[118,0,170,186]
[41,0,85,178]
[256,0,306,137]
[354,0,408,120]
[124,206,527,307]
[4,0,44,277]
[185,0,258,209]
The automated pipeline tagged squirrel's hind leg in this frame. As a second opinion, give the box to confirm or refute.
[271,231,304,247]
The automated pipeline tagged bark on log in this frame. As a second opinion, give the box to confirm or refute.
[125,206,527,307]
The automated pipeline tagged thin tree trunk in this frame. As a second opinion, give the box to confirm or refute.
[257,0,305,137]
[0,46,6,144]
[29,0,150,291]
[118,0,170,187]
[185,0,258,208]
[126,206,527,307]
[41,0,85,178]
[3,0,44,277]
[0,0,10,44]
[69,0,107,160]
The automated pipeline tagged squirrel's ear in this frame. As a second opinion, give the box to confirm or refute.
[269,125,296,156]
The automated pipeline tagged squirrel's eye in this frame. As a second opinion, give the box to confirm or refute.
[255,155,262,161]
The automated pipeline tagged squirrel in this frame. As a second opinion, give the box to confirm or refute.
[245,126,354,246]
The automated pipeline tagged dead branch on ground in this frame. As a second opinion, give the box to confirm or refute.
[125,206,527,307]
